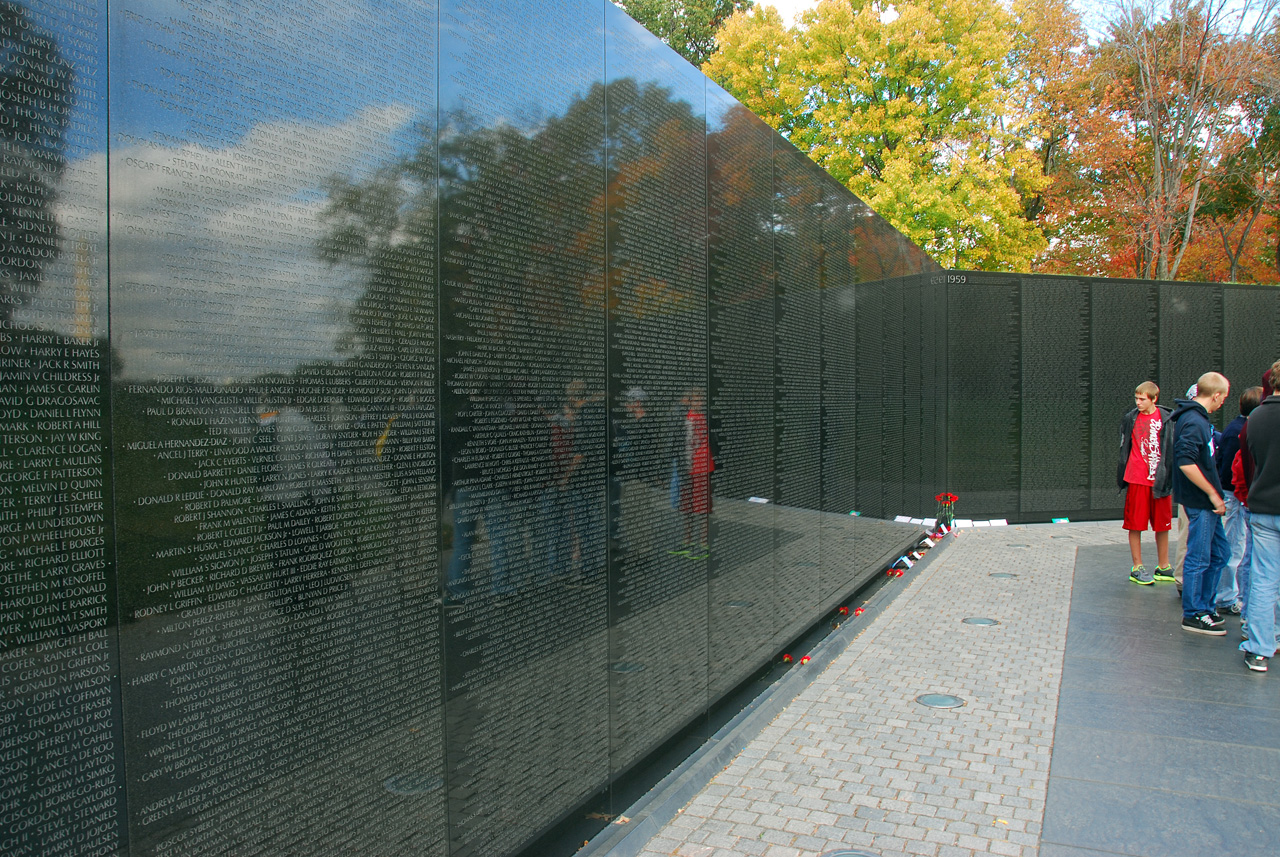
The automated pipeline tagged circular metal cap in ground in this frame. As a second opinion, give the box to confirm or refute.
[724,600,754,608]
[962,617,1000,626]
[1007,543,1030,547]
[916,693,966,709]
[989,572,1018,579]
[820,851,881,857]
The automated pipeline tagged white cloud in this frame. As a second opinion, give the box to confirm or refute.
[37,104,417,380]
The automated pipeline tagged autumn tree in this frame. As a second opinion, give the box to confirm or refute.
[615,0,755,65]
[1096,0,1280,280]
[705,0,1048,271]
[1196,81,1280,280]
[1009,0,1092,222]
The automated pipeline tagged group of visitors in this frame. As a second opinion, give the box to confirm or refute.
[1120,365,1280,673]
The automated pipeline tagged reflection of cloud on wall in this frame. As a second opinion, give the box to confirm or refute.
[54,104,416,381]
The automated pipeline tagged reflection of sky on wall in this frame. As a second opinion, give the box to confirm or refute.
[605,1,702,115]
[109,0,433,149]
[16,0,826,380]
[439,0,603,134]
[103,106,416,381]
[19,0,445,379]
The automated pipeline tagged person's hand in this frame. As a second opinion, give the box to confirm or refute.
[1211,494,1226,516]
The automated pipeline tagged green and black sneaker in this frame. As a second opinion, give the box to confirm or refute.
[1130,565,1155,585]
[1152,565,1176,582]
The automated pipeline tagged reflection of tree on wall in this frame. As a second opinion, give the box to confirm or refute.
[317,125,436,399]
[318,77,739,410]
[604,77,706,321]
[707,102,775,304]
[0,1,72,321]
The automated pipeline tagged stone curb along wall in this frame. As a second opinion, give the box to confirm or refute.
[1,2,942,856]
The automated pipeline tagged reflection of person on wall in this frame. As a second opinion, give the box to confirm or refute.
[255,395,339,615]
[610,387,649,558]
[676,388,713,558]
[376,389,437,580]
[539,393,573,579]
[445,385,514,604]
[565,379,605,579]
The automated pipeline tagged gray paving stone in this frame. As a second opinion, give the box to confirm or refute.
[614,523,1129,857]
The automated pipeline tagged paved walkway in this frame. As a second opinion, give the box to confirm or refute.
[605,521,1280,857]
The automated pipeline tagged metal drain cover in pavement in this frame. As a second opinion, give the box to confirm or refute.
[916,693,966,709]
[962,617,1000,626]
[820,850,881,857]
[1007,543,1030,547]
[989,572,1018,579]
[724,600,754,608]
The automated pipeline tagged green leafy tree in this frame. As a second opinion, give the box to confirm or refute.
[616,0,755,66]
[705,0,1047,270]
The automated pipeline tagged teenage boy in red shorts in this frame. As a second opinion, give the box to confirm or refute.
[1118,381,1174,584]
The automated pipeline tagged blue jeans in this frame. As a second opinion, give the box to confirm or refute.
[1181,506,1228,619]
[1215,495,1250,609]
[447,487,514,599]
[538,486,569,578]
[1241,512,1280,659]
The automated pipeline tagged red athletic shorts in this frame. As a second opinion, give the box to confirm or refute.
[1123,483,1172,532]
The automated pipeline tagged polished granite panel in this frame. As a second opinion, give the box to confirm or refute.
[918,275,948,512]
[1160,282,1224,423]
[946,273,1021,518]
[878,279,906,517]
[705,79,779,700]
[898,276,925,514]
[109,1,446,854]
[1088,279,1158,512]
[1222,285,1280,400]
[772,142,823,632]
[820,187,856,520]
[1020,277,1090,513]
[853,279,887,515]
[439,1,609,853]
[603,1,709,778]
[939,273,1280,523]
[0,6,113,856]
[6,2,941,856]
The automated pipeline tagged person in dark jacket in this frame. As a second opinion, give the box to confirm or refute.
[1171,372,1232,635]
[1242,360,1280,671]
[1118,381,1174,584]
[1214,386,1264,613]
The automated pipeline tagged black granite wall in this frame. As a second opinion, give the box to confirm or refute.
[7,3,1278,854]
[0,2,936,856]
[944,271,1280,523]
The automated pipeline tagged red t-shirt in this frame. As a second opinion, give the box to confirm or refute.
[1124,411,1162,486]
